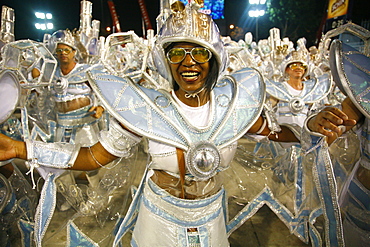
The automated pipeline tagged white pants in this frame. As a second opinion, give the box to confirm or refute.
[131,178,229,247]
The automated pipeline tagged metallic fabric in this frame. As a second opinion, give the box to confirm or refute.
[151,3,228,85]
[26,140,80,169]
[330,40,370,119]
[265,74,332,108]
[88,67,264,152]
[99,118,141,158]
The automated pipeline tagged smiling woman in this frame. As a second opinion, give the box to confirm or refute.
[158,40,220,109]
[167,43,212,107]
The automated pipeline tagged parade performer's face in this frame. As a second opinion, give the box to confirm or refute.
[286,62,307,80]
[167,42,211,94]
[55,44,76,64]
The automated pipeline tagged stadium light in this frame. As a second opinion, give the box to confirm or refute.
[248,10,265,17]
[35,12,54,31]
[249,0,267,4]
[35,12,45,19]
[248,0,266,41]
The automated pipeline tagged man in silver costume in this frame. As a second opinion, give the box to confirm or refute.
[43,29,107,211]
[0,1,300,246]
[49,29,104,144]
[268,57,330,131]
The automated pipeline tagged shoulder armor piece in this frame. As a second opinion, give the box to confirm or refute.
[88,67,265,151]
[265,74,332,103]
[330,40,370,118]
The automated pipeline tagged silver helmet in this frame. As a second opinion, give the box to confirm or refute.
[48,29,78,54]
[152,2,228,86]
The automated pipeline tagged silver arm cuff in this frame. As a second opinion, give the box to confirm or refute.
[26,140,80,168]
[98,118,142,157]
[300,113,326,151]
[263,103,282,133]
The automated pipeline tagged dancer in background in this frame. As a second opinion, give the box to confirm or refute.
[47,30,106,211]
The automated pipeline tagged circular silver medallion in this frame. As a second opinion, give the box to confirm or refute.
[289,98,305,114]
[54,77,69,94]
[185,142,220,180]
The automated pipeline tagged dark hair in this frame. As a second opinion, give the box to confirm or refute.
[165,42,220,93]
[204,56,219,93]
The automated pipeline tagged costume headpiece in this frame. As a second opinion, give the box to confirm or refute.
[152,1,228,86]
[45,1,101,64]
[48,29,78,54]
[0,6,15,47]
[281,50,309,78]
[230,27,314,82]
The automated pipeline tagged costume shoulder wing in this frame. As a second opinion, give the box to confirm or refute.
[303,73,332,103]
[87,68,190,150]
[330,40,370,118]
[214,67,265,148]
[265,79,290,101]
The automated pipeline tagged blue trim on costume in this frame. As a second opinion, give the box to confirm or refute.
[130,238,138,247]
[313,145,344,246]
[148,177,224,209]
[199,225,209,246]
[68,221,99,247]
[142,185,223,227]
[88,67,264,151]
[35,173,57,246]
[348,179,370,210]
[295,149,304,209]
[113,170,148,246]
[18,219,34,247]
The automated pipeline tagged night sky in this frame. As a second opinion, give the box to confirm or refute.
[0,0,368,43]
[0,0,161,40]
